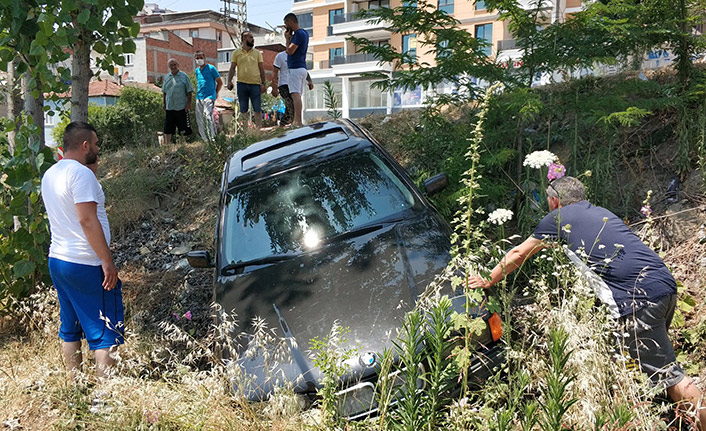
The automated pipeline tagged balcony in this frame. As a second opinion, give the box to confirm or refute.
[316,53,392,75]
[330,11,390,38]
[496,39,517,51]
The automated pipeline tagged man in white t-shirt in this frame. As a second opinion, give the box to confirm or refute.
[41,122,123,380]
[272,31,313,126]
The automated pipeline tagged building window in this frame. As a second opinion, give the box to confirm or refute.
[45,111,56,126]
[304,79,342,110]
[437,39,450,59]
[190,29,199,38]
[218,50,231,63]
[475,0,486,10]
[296,13,313,37]
[475,23,492,56]
[124,53,134,66]
[402,34,417,62]
[368,0,390,9]
[438,0,453,14]
[329,47,344,60]
[217,32,222,41]
[328,8,343,35]
[351,79,386,108]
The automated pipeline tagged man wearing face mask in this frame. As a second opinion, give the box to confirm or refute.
[227,31,266,129]
[194,50,223,142]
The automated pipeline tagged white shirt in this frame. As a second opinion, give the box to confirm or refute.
[273,51,289,88]
[41,159,111,266]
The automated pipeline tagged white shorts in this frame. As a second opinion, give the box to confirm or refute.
[288,68,308,94]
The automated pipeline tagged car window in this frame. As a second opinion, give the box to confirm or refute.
[222,149,419,264]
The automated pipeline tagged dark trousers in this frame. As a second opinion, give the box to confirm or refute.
[278,85,294,126]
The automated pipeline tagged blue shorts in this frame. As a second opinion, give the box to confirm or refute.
[48,258,125,350]
[236,82,262,113]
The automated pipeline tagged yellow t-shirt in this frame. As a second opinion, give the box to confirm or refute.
[231,48,263,85]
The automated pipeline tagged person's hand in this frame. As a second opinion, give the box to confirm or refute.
[102,260,118,291]
[260,84,266,94]
[272,87,279,97]
[308,81,314,90]
[466,275,491,290]
[227,82,234,91]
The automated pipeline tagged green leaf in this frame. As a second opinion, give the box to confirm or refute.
[35,153,45,171]
[29,40,45,56]
[121,39,136,53]
[77,9,90,25]
[677,299,694,314]
[129,22,140,38]
[13,260,35,278]
[93,40,106,54]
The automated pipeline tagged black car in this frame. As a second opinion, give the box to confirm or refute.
[188,120,503,418]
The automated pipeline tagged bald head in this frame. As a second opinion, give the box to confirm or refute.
[168,58,180,74]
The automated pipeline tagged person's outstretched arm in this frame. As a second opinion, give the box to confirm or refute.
[467,236,545,289]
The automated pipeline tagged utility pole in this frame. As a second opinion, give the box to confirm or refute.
[221,0,248,48]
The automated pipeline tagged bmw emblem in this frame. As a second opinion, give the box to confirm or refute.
[359,352,377,368]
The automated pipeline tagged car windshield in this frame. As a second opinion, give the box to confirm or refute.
[222,148,419,265]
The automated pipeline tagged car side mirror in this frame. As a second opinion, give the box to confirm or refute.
[424,173,448,195]
[187,250,214,268]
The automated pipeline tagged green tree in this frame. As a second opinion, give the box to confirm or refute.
[0,0,143,143]
[349,0,506,104]
[62,0,143,122]
[0,123,55,310]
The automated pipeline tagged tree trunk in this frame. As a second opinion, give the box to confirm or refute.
[70,27,93,123]
[22,71,45,150]
[6,57,23,156]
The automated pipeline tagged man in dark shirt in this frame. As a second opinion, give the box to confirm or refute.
[283,12,309,127]
[468,176,704,429]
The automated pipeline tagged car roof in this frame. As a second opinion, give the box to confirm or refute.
[225,119,376,188]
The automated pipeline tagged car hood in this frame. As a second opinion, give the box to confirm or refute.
[215,213,453,399]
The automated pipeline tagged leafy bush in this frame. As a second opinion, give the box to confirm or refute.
[88,104,145,151]
[0,122,55,309]
[117,86,163,136]
[51,86,164,151]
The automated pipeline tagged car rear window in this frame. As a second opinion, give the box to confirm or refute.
[222,148,420,265]
[241,130,350,172]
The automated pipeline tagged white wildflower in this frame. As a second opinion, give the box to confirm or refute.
[487,208,513,225]
[614,243,624,249]
[598,244,605,250]
[523,150,558,169]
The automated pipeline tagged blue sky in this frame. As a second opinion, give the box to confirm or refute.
[158,0,293,30]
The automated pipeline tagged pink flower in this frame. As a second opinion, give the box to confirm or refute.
[183,310,192,321]
[144,409,160,424]
[172,313,180,320]
[641,205,652,217]
[547,163,566,181]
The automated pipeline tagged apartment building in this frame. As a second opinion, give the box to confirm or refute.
[116,8,277,86]
[294,0,582,120]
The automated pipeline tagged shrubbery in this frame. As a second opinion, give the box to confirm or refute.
[52,86,164,150]
[0,122,55,310]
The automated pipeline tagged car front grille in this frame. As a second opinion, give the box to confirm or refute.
[335,364,425,420]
